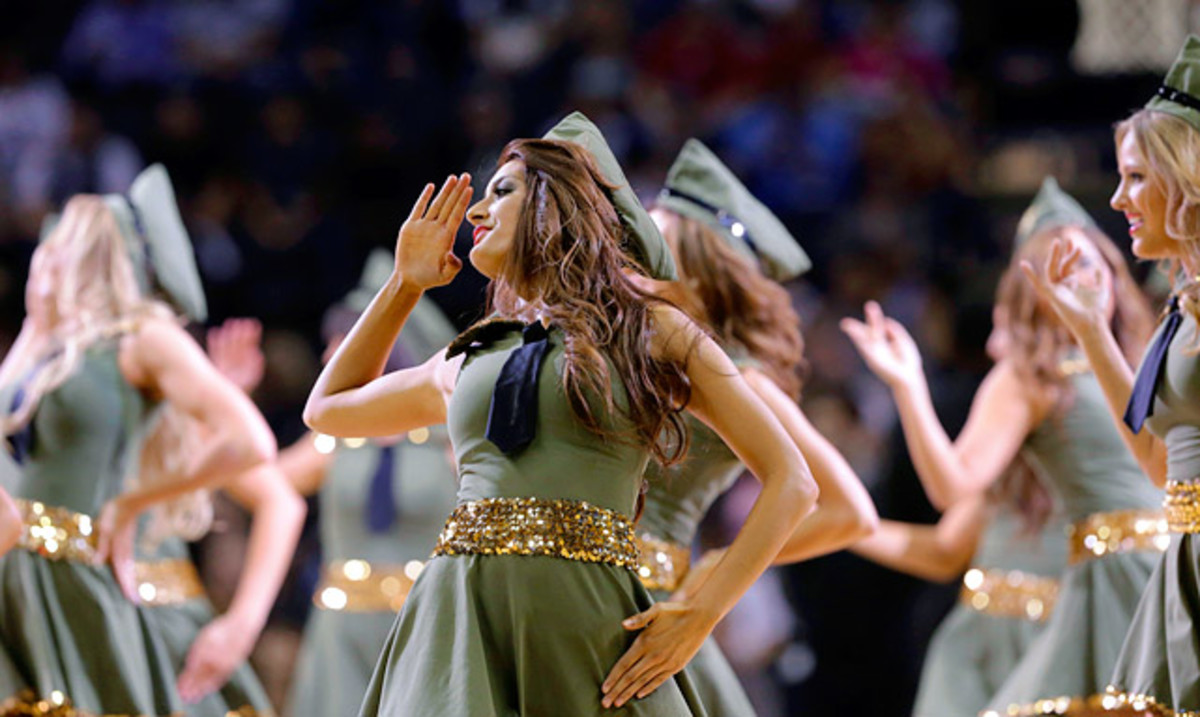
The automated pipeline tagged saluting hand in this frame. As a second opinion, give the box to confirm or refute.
[841,301,924,390]
[1020,230,1113,340]
[394,173,473,290]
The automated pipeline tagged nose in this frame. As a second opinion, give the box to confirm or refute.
[1109,181,1127,212]
[467,196,488,226]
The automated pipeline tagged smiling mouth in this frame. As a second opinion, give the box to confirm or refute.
[472,226,490,245]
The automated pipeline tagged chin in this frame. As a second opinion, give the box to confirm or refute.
[468,247,499,280]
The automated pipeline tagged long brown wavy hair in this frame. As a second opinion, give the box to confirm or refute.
[1116,110,1200,342]
[486,138,693,465]
[990,225,1154,533]
[654,209,806,400]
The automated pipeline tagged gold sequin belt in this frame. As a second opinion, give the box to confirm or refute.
[432,497,640,570]
[635,532,691,593]
[131,558,206,607]
[958,567,1059,622]
[982,690,1165,717]
[0,688,270,716]
[14,499,98,563]
[1104,686,1200,717]
[1165,480,1200,534]
[1066,508,1170,565]
[313,559,425,612]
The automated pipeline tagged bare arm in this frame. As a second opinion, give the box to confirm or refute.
[850,496,987,583]
[843,302,1044,509]
[1021,237,1166,485]
[0,487,19,557]
[276,433,335,496]
[602,308,819,707]
[176,462,306,702]
[742,369,878,563]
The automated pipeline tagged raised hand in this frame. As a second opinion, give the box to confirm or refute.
[601,600,718,708]
[395,173,473,290]
[1020,230,1112,340]
[206,318,265,394]
[840,301,925,390]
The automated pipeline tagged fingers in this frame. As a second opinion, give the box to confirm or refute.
[178,656,223,703]
[425,175,458,222]
[407,183,435,224]
[603,643,662,708]
[635,669,674,699]
[109,527,139,604]
[622,604,658,631]
[864,300,887,333]
[602,635,646,696]
[442,173,473,226]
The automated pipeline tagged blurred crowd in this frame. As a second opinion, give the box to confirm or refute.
[0,1,1177,714]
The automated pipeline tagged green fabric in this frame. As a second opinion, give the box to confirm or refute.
[1014,177,1097,248]
[983,371,1164,712]
[543,112,677,281]
[105,164,208,322]
[659,139,810,281]
[1108,311,1200,712]
[290,435,458,717]
[357,326,705,715]
[640,416,740,548]
[914,500,1066,717]
[137,538,273,717]
[1146,35,1200,132]
[0,342,186,716]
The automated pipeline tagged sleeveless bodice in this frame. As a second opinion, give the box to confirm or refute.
[1144,311,1200,481]
[1023,370,1162,520]
[320,432,458,564]
[447,325,648,515]
[972,495,1068,575]
[8,341,156,516]
[640,415,740,546]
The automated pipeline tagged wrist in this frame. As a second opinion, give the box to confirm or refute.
[384,271,427,300]
[221,605,267,642]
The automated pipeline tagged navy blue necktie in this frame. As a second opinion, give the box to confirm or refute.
[364,443,398,533]
[1124,296,1183,434]
[486,322,551,456]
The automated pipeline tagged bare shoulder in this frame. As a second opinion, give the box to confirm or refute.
[986,359,1053,418]
[118,316,198,388]
[646,303,708,363]
[430,348,466,402]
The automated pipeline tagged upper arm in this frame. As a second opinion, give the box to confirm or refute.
[950,361,1043,499]
[302,349,461,438]
[120,319,275,459]
[650,307,813,495]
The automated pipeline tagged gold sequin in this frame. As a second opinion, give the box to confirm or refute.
[1067,508,1170,565]
[1104,685,1200,717]
[132,559,206,607]
[635,533,692,593]
[1165,480,1200,534]
[313,559,420,612]
[980,690,1159,716]
[0,688,185,716]
[14,500,98,563]
[432,497,640,570]
[958,568,1059,623]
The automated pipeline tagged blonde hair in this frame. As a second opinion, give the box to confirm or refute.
[1115,109,1200,331]
[2,195,211,541]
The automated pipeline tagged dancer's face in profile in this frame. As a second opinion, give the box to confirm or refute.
[1111,131,1172,260]
[467,160,527,279]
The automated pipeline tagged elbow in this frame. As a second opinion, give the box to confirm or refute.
[847,502,880,543]
[228,426,277,474]
[301,398,325,434]
[789,470,821,520]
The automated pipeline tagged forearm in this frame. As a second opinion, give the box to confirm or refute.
[1075,322,1167,484]
[849,520,967,583]
[892,379,975,509]
[120,432,276,514]
[305,276,421,425]
[222,468,307,634]
[688,474,816,622]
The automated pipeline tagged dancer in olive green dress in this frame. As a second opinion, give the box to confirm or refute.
[0,165,277,715]
[304,112,820,716]
[634,139,878,715]
[845,178,1167,716]
[1025,36,1200,716]
[275,250,459,717]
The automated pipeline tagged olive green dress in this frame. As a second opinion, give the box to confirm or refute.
[289,432,458,717]
[0,341,187,716]
[913,501,1068,717]
[1108,312,1200,714]
[640,415,754,717]
[136,534,274,716]
[356,324,706,716]
[983,370,1165,715]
